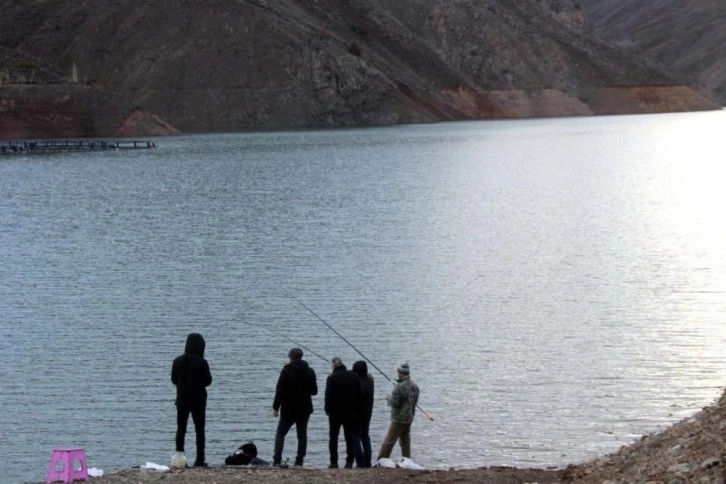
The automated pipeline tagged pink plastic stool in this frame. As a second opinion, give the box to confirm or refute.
[47,448,89,484]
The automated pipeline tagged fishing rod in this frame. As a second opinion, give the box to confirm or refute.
[287,294,434,421]
[278,333,328,364]
[239,314,329,363]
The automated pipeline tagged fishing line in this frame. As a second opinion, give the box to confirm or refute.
[287,293,391,381]
[287,293,434,421]
[239,314,329,363]
[277,333,329,364]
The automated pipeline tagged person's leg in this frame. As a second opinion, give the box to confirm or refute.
[345,421,364,468]
[293,413,310,466]
[175,405,191,452]
[342,420,353,467]
[400,423,412,458]
[377,421,405,460]
[190,406,206,465]
[273,416,295,465]
[328,416,341,467]
[361,419,372,467]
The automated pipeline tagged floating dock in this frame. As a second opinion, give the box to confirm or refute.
[0,139,157,155]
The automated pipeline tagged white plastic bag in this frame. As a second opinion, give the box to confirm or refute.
[399,457,425,470]
[374,457,397,468]
[170,451,187,469]
[142,462,171,472]
[87,468,104,477]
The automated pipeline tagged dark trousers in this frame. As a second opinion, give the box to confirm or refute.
[328,415,363,467]
[176,404,206,462]
[355,418,372,467]
[273,413,310,465]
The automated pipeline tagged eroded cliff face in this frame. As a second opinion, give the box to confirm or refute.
[0,0,719,137]
[0,46,179,138]
[580,0,726,104]
[0,84,179,138]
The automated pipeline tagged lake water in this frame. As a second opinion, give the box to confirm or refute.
[2,111,725,483]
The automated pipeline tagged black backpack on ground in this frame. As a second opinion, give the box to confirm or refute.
[224,441,269,466]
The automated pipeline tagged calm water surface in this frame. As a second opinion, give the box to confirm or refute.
[2,111,726,483]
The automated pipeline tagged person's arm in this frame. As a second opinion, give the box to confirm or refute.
[308,368,318,396]
[203,360,212,387]
[324,375,333,415]
[171,360,178,385]
[388,383,403,408]
[272,369,285,412]
[354,376,363,418]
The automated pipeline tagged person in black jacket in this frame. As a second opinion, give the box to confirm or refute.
[352,360,375,467]
[272,347,318,467]
[171,333,213,467]
[325,356,363,468]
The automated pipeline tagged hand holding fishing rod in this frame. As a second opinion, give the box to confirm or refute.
[287,293,434,421]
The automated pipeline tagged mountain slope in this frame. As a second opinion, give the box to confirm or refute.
[580,0,726,104]
[0,0,719,136]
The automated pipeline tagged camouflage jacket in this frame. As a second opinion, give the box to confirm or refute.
[387,375,419,424]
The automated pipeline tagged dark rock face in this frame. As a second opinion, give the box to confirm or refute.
[0,0,720,137]
[0,82,179,138]
[580,0,726,104]
[0,46,178,138]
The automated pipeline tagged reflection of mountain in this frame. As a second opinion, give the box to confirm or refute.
[0,0,720,137]
[580,0,726,104]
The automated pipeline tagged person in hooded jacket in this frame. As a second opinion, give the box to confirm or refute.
[325,356,363,468]
[171,332,213,467]
[272,347,318,467]
[352,360,375,467]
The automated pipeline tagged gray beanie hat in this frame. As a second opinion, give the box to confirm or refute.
[397,363,410,375]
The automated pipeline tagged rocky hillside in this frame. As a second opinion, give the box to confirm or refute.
[562,387,726,483]
[580,0,726,104]
[0,0,720,137]
[0,46,178,138]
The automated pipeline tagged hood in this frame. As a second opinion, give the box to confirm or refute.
[352,360,368,378]
[184,332,206,357]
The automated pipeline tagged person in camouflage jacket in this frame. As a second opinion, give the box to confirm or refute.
[377,363,420,460]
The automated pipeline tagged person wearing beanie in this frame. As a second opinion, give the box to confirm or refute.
[171,332,213,467]
[272,347,318,467]
[377,362,420,461]
[352,360,375,467]
[325,357,363,468]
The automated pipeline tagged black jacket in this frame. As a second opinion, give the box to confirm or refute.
[272,359,318,418]
[352,362,374,424]
[325,366,361,421]
[171,333,213,408]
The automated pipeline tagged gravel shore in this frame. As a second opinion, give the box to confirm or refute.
[93,388,726,483]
